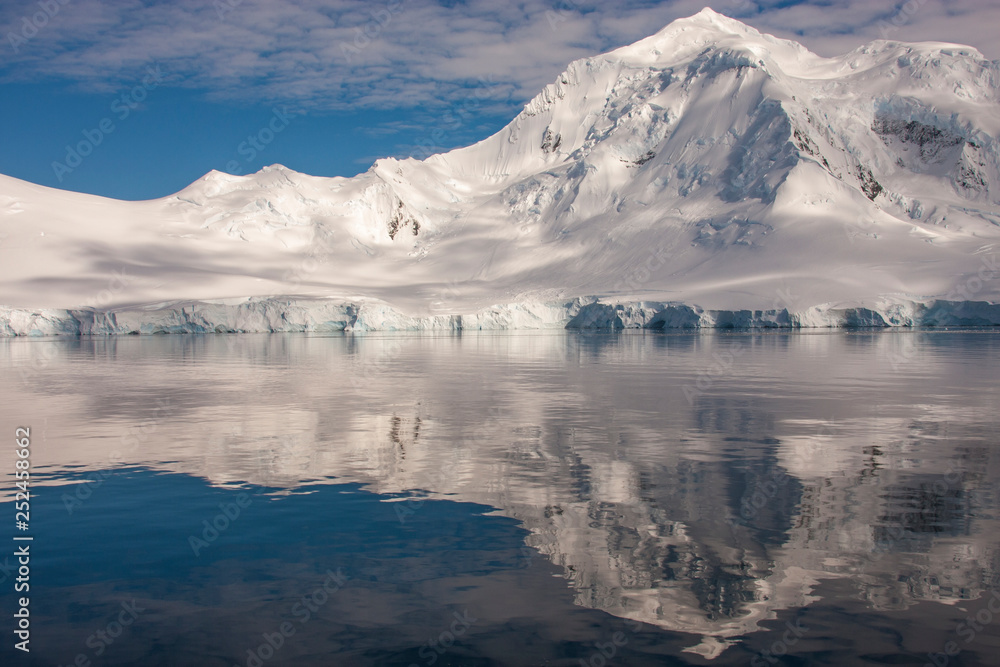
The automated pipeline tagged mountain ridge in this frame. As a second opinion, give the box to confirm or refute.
[1,8,999,334]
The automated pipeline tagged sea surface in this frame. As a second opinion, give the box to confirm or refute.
[1,330,998,666]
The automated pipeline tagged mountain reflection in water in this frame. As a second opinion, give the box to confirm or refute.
[1,331,998,665]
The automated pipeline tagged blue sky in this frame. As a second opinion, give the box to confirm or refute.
[1,0,997,201]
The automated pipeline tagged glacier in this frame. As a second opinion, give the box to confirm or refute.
[1,8,999,335]
[3,296,1000,336]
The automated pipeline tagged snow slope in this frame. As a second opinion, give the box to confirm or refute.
[2,8,999,334]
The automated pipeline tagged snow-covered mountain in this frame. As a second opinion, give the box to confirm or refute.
[3,7,1000,334]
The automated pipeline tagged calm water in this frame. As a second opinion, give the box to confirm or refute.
[1,331,999,666]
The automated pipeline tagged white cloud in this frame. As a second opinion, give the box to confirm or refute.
[1,0,997,114]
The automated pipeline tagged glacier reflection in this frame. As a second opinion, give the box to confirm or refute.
[3,330,998,659]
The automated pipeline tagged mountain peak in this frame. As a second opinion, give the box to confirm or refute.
[606,8,808,69]
[669,7,752,30]
[653,7,765,38]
